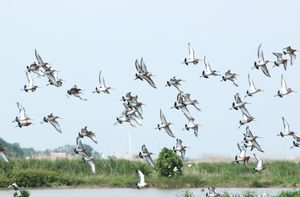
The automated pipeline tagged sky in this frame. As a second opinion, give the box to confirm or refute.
[0,0,299,159]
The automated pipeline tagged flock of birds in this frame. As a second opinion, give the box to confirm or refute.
[0,43,298,194]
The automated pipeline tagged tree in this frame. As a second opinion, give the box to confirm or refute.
[155,147,183,177]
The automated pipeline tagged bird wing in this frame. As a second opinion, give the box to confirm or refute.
[182,93,191,102]
[164,126,175,138]
[138,170,145,184]
[76,136,83,149]
[49,120,62,133]
[188,43,195,59]
[292,133,300,142]
[135,59,143,73]
[254,154,263,168]
[245,126,254,138]
[281,75,288,93]
[26,71,34,86]
[225,70,231,77]
[102,76,106,87]
[260,65,271,77]
[234,93,242,104]
[98,70,102,85]
[257,43,262,59]
[176,138,182,148]
[142,145,149,154]
[240,106,252,118]
[282,117,290,133]
[0,151,9,163]
[273,52,282,60]
[248,74,256,91]
[180,106,194,121]
[35,49,44,65]
[140,58,148,73]
[145,155,155,168]
[180,149,186,159]
[253,140,264,152]
[143,76,157,88]
[160,110,167,124]
[85,158,96,174]
[17,102,27,119]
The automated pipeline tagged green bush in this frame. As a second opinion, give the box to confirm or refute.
[155,147,183,177]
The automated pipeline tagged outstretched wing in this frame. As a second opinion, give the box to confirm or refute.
[281,75,288,93]
[248,74,256,91]
[160,110,167,124]
[164,127,175,138]
[188,43,195,59]
[282,116,289,132]
[257,43,262,59]
[260,65,271,77]
[144,76,157,88]
[26,71,34,86]
[98,70,102,85]
[140,58,148,73]
[176,138,182,148]
[142,145,149,154]
[17,102,27,119]
[138,170,145,185]
[49,120,62,133]
[35,49,44,65]
[0,151,9,163]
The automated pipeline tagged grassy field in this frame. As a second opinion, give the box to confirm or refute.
[0,159,300,188]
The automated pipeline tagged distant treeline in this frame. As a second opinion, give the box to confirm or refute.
[0,138,101,158]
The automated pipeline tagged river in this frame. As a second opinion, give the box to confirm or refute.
[0,188,298,196]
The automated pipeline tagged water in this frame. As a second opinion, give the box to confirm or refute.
[0,188,297,197]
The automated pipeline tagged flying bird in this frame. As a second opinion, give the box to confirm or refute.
[134,58,157,88]
[41,113,62,133]
[93,70,112,94]
[23,71,38,92]
[238,109,255,129]
[183,120,200,137]
[183,43,201,65]
[67,85,87,101]
[137,170,148,189]
[253,154,266,172]
[155,109,175,138]
[245,74,263,97]
[275,75,295,98]
[173,138,187,160]
[221,70,238,87]
[235,143,250,166]
[277,117,294,137]
[165,76,184,92]
[13,102,32,128]
[79,126,98,144]
[139,145,155,168]
[182,93,201,111]
[74,135,96,174]
[200,56,220,78]
[253,43,272,77]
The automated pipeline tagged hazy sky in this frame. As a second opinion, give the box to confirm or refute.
[0,0,299,159]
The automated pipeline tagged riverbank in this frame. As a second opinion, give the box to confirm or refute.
[0,159,299,188]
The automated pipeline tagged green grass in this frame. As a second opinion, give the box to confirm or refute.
[0,159,300,188]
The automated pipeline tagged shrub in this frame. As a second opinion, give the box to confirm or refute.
[156,147,183,177]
